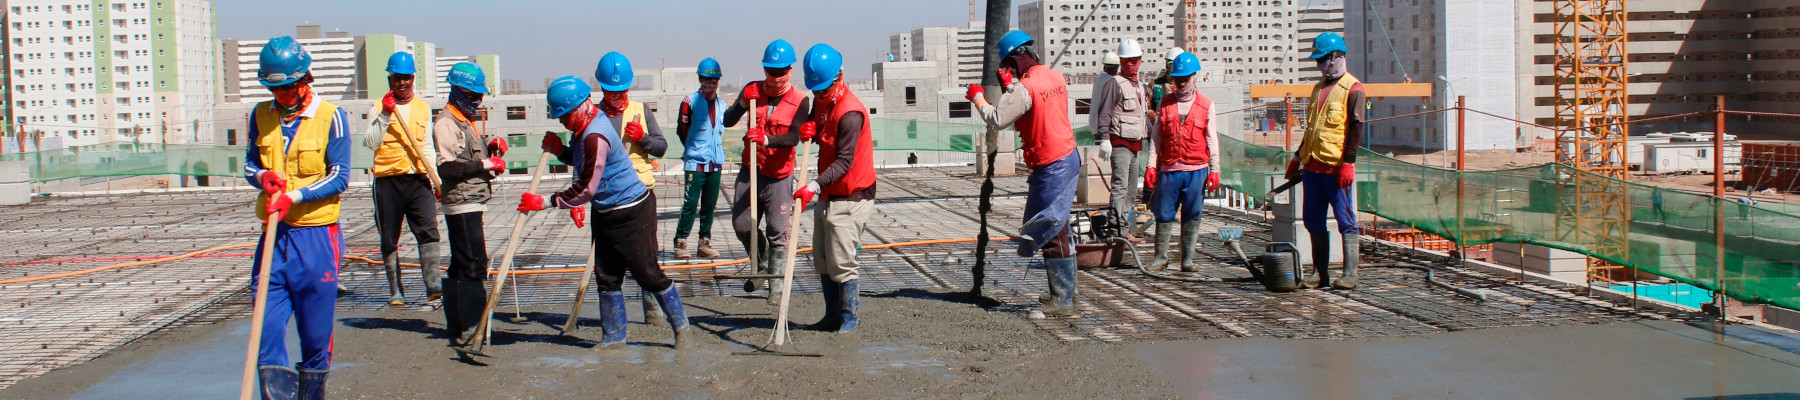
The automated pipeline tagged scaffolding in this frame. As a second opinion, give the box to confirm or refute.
[1552,0,1633,283]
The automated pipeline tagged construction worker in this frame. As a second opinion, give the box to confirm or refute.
[673,58,728,260]
[724,39,811,298]
[795,43,876,332]
[242,36,349,399]
[1150,47,1184,110]
[1088,50,1119,132]
[1287,32,1365,290]
[593,51,675,325]
[529,76,692,349]
[1149,51,1220,272]
[1094,39,1151,238]
[362,51,443,307]
[966,30,1081,316]
[432,62,508,343]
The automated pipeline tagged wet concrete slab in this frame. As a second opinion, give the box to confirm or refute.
[1132,320,1800,399]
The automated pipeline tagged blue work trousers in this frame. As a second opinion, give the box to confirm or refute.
[252,223,342,370]
[1021,151,1080,258]
[1301,170,1359,235]
[1152,167,1209,223]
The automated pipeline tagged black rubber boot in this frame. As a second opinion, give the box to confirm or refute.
[837,278,860,333]
[419,241,444,301]
[1040,257,1080,317]
[258,365,299,400]
[1333,234,1360,290]
[806,274,843,331]
[297,366,327,400]
[1310,232,1332,289]
[440,277,463,340]
[449,278,487,344]
[383,252,405,306]
[1147,222,1175,271]
[1179,221,1203,272]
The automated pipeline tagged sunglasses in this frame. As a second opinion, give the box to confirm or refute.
[267,81,301,93]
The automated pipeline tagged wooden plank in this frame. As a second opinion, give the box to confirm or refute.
[1248,83,1435,99]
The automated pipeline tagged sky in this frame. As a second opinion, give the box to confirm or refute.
[215,0,979,90]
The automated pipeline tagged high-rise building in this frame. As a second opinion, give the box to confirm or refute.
[1295,1,1345,84]
[4,0,219,147]
[433,53,499,97]
[1018,0,1183,83]
[1177,0,1303,84]
[885,21,986,88]
[222,26,498,103]
[1346,0,1518,152]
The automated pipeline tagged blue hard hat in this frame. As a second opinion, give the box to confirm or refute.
[257,36,311,87]
[996,30,1034,59]
[595,52,633,92]
[697,58,722,79]
[385,51,416,75]
[447,62,489,94]
[762,39,797,68]
[1307,32,1348,60]
[1170,52,1201,77]
[802,44,843,91]
[546,75,592,119]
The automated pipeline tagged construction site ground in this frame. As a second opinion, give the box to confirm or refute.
[3,166,1799,398]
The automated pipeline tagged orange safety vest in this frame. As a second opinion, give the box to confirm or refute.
[1156,93,1215,167]
[1014,65,1076,168]
[814,91,876,196]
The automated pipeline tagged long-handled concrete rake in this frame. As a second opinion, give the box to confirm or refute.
[716,99,781,302]
[455,151,555,358]
[239,134,288,400]
[558,236,599,335]
[732,131,821,358]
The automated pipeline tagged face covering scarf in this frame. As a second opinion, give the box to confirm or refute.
[448,87,483,120]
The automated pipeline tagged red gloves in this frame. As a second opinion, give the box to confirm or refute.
[1144,167,1157,189]
[1285,159,1301,181]
[624,121,645,143]
[257,172,287,195]
[964,84,985,102]
[518,192,548,213]
[1338,163,1355,189]
[569,207,586,228]
[798,121,818,142]
[1206,170,1220,192]
[998,67,1016,88]
[541,131,566,155]
[747,126,766,145]
[266,193,294,219]
[488,137,508,156]
[794,182,819,206]
[742,85,762,103]
[381,92,397,115]
[483,156,506,172]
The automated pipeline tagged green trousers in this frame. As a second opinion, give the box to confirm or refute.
[676,170,721,239]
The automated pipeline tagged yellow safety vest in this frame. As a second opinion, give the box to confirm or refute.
[371,100,433,178]
[254,101,343,227]
[616,101,657,188]
[1297,73,1360,167]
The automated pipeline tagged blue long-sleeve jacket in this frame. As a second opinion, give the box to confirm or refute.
[242,102,351,203]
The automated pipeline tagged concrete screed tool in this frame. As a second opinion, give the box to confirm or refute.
[732,123,822,358]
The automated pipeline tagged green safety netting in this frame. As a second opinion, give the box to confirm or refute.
[1218,134,1800,311]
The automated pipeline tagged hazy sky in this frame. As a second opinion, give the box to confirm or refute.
[216,0,979,89]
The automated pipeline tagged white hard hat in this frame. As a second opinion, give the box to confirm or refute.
[1165,47,1186,61]
[1117,39,1144,59]
[1101,51,1120,66]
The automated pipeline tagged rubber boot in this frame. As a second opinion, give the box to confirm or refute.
[596,291,628,348]
[673,238,692,259]
[440,277,463,340]
[697,238,720,258]
[383,252,405,306]
[419,242,444,302]
[765,247,787,306]
[1179,221,1203,272]
[258,365,299,400]
[1310,232,1332,289]
[297,366,327,400]
[652,287,692,349]
[743,243,767,293]
[837,278,860,333]
[1146,222,1175,271]
[805,274,843,331]
[642,295,667,327]
[1040,257,1080,316]
[447,278,487,344]
[1333,234,1360,290]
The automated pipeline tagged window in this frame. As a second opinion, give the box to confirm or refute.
[506,106,526,120]
[949,102,972,118]
[904,86,917,105]
[227,129,237,145]
[1075,98,1092,115]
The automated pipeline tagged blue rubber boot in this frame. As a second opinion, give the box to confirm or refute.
[258,365,298,400]
[805,275,842,331]
[297,366,327,400]
[1041,257,1079,316]
[836,278,860,333]
[652,287,692,349]
[597,291,628,348]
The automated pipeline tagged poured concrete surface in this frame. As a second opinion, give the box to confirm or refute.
[8,293,1800,399]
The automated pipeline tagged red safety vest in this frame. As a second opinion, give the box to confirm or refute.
[1156,93,1214,167]
[814,91,876,196]
[742,85,807,179]
[1014,65,1076,168]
